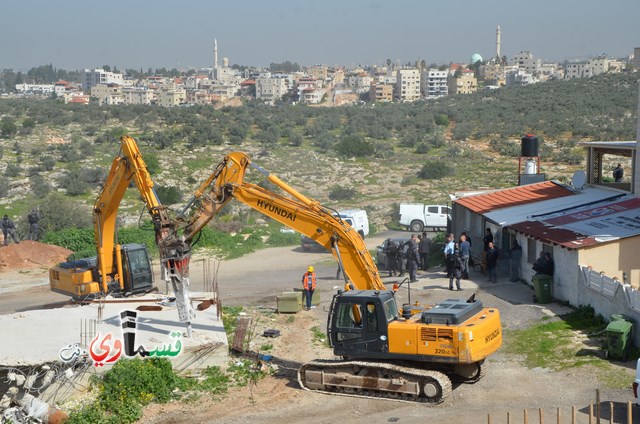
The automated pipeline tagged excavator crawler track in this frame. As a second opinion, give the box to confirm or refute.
[298,359,452,404]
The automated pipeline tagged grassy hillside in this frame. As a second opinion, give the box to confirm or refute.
[0,72,637,237]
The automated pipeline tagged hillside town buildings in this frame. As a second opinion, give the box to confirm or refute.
[6,36,636,107]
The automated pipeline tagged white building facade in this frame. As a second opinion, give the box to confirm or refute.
[395,68,421,101]
[82,69,124,93]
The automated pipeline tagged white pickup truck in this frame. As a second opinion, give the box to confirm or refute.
[399,203,450,232]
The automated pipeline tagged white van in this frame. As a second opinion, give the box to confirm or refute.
[334,209,369,238]
[300,209,369,251]
[399,204,451,232]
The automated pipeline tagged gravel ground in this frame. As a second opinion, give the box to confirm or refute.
[139,231,638,424]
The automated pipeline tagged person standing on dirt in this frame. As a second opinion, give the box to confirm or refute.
[418,231,431,271]
[1,215,19,246]
[449,248,464,291]
[396,241,407,277]
[459,234,471,279]
[443,233,455,277]
[509,240,522,282]
[485,241,499,283]
[384,238,398,277]
[406,234,420,283]
[301,266,316,310]
[27,208,41,241]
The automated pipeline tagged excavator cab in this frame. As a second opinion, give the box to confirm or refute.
[119,243,154,295]
[50,243,153,299]
[328,290,398,357]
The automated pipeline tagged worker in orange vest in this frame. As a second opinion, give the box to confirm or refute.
[301,266,316,310]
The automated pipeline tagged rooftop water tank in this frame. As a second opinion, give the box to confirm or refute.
[521,134,539,157]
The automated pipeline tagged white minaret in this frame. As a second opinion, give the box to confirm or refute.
[496,26,501,58]
[214,38,218,68]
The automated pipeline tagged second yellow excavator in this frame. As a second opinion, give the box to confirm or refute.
[168,150,503,403]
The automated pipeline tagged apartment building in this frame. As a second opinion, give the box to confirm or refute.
[186,89,216,105]
[479,62,505,85]
[300,87,323,104]
[123,88,153,105]
[15,84,54,95]
[369,83,393,102]
[256,73,288,102]
[449,70,477,94]
[505,69,538,86]
[156,86,186,107]
[91,83,124,105]
[564,62,592,79]
[421,69,448,99]
[346,72,374,93]
[395,68,420,101]
[511,51,542,75]
[82,69,123,93]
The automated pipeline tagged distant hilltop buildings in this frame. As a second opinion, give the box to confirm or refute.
[7,37,638,107]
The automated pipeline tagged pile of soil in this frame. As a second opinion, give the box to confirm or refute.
[0,241,73,272]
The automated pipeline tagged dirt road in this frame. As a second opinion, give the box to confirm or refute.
[142,233,635,424]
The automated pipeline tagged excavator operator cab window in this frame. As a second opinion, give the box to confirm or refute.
[128,250,148,274]
[366,302,378,332]
[383,298,399,322]
[336,303,362,328]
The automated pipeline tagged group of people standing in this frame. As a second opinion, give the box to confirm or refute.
[302,226,555,307]
[443,232,471,290]
[382,232,431,282]
[0,209,41,246]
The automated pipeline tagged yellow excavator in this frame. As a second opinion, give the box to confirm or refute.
[49,136,174,299]
[169,150,503,403]
[50,136,502,403]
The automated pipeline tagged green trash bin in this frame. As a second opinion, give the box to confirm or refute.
[532,274,552,304]
[604,314,633,361]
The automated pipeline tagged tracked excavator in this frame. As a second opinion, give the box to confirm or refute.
[49,136,502,402]
[168,151,503,403]
[49,136,174,299]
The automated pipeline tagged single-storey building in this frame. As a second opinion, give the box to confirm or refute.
[450,138,640,343]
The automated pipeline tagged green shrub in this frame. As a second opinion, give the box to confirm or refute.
[335,135,374,157]
[66,358,190,424]
[43,228,94,253]
[60,168,90,195]
[328,185,357,201]
[155,185,182,204]
[417,161,452,180]
[44,225,157,258]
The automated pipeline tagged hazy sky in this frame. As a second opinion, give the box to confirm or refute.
[2,0,638,71]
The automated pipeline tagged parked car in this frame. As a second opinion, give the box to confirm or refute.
[375,237,409,270]
[399,203,451,232]
[300,234,326,252]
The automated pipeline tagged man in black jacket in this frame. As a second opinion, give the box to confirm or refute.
[1,215,19,246]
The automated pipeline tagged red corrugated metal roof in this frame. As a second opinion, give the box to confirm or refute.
[454,181,573,214]
[509,220,598,248]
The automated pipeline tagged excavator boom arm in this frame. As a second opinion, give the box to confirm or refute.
[93,135,171,292]
[177,152,385,292]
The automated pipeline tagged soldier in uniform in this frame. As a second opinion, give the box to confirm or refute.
[1,215,20,246]
[27,208,41,241]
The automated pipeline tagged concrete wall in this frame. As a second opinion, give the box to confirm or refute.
[576,266,640,346]
[579,238,640,288]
